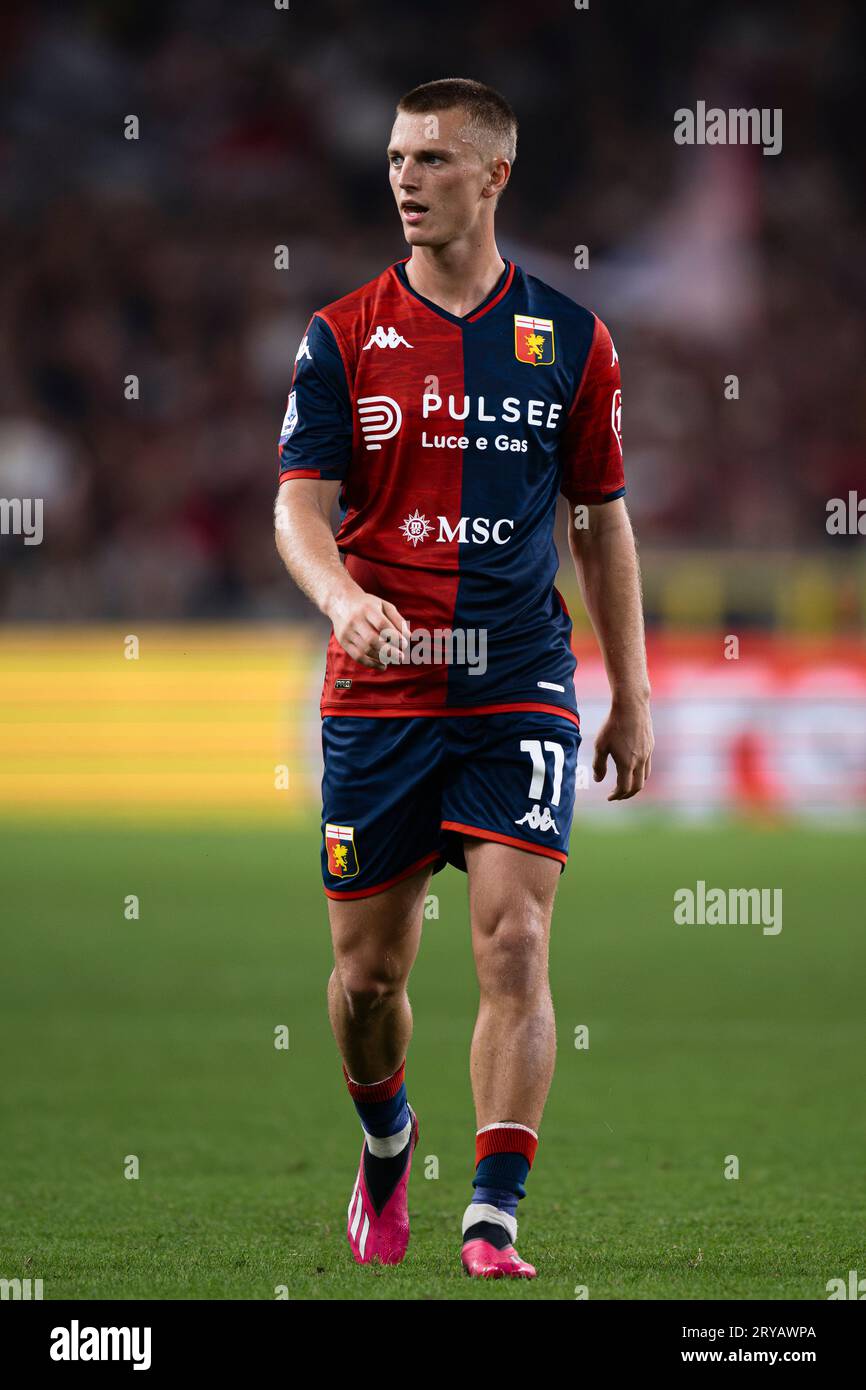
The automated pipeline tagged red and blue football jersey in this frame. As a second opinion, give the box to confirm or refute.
[277,260,624,723]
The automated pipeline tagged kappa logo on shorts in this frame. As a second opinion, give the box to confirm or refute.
[514,804,559,834]
[326,823,360,878]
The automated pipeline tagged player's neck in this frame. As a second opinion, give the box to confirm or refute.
[404,239,506,319]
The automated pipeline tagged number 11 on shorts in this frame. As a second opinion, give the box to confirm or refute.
[520,739,564,806]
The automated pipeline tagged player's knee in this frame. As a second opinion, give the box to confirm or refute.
[332,960,406,1019]
[473,906,549,998]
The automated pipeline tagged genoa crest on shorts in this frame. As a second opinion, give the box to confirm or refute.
[325,822,360,879]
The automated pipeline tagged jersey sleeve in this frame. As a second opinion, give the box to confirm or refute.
[277,314,353,482]
[559,315,625,507]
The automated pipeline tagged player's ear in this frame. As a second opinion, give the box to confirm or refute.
[483,157,510,200]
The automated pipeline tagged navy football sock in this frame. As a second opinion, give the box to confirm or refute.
[472,1152,530,1206]
[465,1129,537,1246]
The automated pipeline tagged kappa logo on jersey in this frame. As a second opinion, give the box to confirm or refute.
[400,512,515,546]
[514,314,555,366]
[363,325,414,351]
[295,334,311,363]
[280,390,298,442]
[514,804,559,834]
[611,388,622,455]
[358,395,402,450]
[325,823,360,878]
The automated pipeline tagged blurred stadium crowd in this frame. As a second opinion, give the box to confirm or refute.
[0,0,863,622]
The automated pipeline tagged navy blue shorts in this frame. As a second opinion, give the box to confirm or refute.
[320,711,581,899]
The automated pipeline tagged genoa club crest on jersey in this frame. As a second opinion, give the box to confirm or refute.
[325,823,360,879]
[514,314,555,366]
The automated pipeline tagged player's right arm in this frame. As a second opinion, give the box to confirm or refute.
[274,478,406,671]
[272,315,406,671]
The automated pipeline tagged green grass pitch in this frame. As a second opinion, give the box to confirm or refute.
[1,821,863,1300]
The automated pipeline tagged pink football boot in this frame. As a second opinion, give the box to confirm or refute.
[346,1109,419,1265]
[460,1203,537,1279]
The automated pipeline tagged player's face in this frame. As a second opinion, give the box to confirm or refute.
[387,109,499,247]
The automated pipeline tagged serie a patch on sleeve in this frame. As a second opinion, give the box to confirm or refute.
[279,390,298,443]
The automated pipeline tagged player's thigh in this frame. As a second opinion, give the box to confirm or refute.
[321,716,445,984]
[464,836,561,950]
[328,860,433,990]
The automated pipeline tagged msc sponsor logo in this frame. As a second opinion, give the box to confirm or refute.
[358,395,402,450]
[399,509,434,546]
[399,511,514,547]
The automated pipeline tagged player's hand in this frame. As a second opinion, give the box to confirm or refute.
[593,697,654,801]
[328,587,410,671]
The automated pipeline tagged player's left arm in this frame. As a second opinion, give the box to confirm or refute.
[560,314,654,801]
[567,499,653,800]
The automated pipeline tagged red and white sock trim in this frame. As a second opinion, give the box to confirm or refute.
[475,1121,539,1167]
[343,1059,405,1104]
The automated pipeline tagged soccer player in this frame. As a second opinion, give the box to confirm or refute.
[274,78,653,1278]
